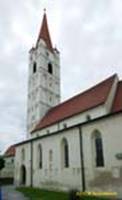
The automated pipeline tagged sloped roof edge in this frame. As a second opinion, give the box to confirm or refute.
[32,74,117,133]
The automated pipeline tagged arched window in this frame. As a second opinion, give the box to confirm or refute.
[48,63,53,74]
[61,138,69,168]
[49,150,53,162]
[92,131,104,167]
[21,148,25,161]
[33,62,37,73]
[38,144,42,169]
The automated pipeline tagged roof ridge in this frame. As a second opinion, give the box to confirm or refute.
[4,145,15,156]
[32,73,117,133]
[111,80,122,112]
[47,73,117,112]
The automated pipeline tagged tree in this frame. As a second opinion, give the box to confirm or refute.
[0,156,5,171]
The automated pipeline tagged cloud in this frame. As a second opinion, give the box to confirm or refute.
[0,0,122,152]
[58,0,122,98]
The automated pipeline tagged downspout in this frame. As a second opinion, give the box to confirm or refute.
[30,141,33,187]
[78,126,86,191]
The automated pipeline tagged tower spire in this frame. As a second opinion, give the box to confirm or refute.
[36,10,53,52]
[44,8,46,13]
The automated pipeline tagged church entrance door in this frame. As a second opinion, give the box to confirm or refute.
[21,165,26,185]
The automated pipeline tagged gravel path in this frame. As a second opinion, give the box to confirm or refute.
[1,186,28,200]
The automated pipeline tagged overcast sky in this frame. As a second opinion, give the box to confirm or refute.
[0,0,122,153]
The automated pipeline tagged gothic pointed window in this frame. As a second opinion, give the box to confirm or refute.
[49,150,53,162]
[92,131,104,167]
[48,63,53,74]
[61,138,69,168]
[38,144,42,169]
[21,148,25,161]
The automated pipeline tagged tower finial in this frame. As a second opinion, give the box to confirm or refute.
[44,8,46,13]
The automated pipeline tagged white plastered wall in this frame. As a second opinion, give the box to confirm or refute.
[31,104,108,138]
[82,113,122,196]
[0,156,14,178]
[15,112,122,196]
[14,143,31,187]
[15,127,82,190]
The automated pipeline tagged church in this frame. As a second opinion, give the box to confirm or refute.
[15,11,122,196]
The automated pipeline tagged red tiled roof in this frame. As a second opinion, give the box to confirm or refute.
[32,74,117,133]
[112,81,122,112]
[4,145,15,157]
[36,12,53,52]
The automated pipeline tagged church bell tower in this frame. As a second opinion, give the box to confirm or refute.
[27,10,60,134]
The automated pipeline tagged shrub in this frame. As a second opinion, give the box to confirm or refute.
[69,189,80,200]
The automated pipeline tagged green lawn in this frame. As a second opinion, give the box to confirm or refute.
[16,187,69,200]
[17,187,112,200]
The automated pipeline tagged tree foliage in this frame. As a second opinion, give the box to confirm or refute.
[0,156,5,171]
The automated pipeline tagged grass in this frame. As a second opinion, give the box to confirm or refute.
[17,187,112,200]
[80,197,109,200]
[16,187,69,200]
